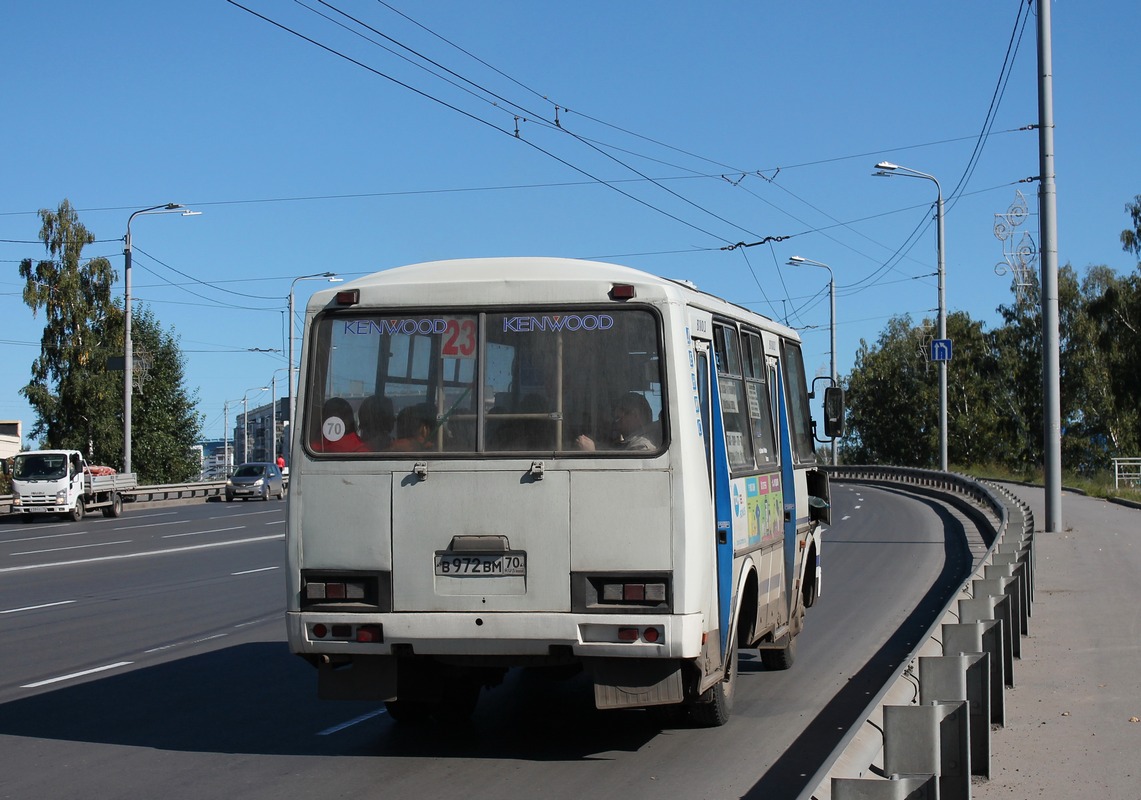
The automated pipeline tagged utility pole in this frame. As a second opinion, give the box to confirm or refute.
[1037,0,1062,532]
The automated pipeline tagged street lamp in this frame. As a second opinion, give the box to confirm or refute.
[123,203,200,474]
[222,398,242,476]
[243,386,269,464]
[270,367,289,466]
[288,273,341,437]
[873,161,948,471]
[786,256,838,465]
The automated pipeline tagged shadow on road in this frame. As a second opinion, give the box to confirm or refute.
[0,642,664,759]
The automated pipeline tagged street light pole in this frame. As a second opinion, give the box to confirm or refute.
[242,386,268,463]
[873,162,948,471]
[223,400,230,476]
[288,273,340,439]
[786,256,838,465]
[270,368,289,466]
[123,203,199,475]
[1036,0,1063,533]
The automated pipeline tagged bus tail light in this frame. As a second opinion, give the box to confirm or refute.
[300,571,391,612]
[609,283,636,300]
[356,625,383,643]
[601,582,667,603]
[575,573,672,612]
[617,627,662,643]
[306,580,366,601]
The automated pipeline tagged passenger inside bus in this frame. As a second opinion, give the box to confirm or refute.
[358,394,395,450]
[313,397,367,452]
[575,392,660,452]
[389,403,438,452]
[488,393,554,450]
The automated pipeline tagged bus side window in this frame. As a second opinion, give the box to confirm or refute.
[743,331,778,469]
[712,322,755,472]
[781,339,817,464]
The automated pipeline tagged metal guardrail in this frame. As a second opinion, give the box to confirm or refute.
[802,466,1035,800]
[0,481,228,513]
[123,481,227,503]
[1113,457,1141,489]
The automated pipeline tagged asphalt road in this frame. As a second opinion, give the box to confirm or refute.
[0,483,973,800]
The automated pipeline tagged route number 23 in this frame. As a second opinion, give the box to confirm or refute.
[441,318,476,357]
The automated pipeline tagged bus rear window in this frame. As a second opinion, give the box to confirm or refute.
[304,309,665,456]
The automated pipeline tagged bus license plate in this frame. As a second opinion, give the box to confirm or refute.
[434,552,527,577]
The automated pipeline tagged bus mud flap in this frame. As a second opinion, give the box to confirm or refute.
[587,658,685,709]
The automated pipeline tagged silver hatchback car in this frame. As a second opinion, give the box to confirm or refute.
[225,462,285,502]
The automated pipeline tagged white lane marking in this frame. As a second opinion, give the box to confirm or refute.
[0,534,285,574]
[145,632,229,654]
[318,708,388,735]
[12,540,132,556]
[110,519,191,531]
[209,509,282,520]
[231,566,278,576]
[2,530,92,545]
[162,525,246,539]
[841,515,851,521]
[22,661,134,688]
[1,600,77,614]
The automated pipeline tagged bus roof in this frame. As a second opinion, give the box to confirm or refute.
[309,257,799,340]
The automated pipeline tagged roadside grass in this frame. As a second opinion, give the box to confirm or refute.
[963,462,1141,503]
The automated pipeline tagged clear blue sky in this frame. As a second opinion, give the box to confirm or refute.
[3,1,1138,446]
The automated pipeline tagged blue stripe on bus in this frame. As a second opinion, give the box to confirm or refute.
[709,370,734,660]
[776,366,797,608]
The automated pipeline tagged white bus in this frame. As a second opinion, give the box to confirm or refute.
[286,257,837,726]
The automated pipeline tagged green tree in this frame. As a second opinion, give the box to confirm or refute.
[943,311,1009,467]
[842,311,1006,468]
[842,315,937,466]
[1083,266,1141,459]
[991,273,1044,470]
[99,306,204,483]
[18,199,118,454]
[1120,195,1141,258]
[19,199,204,482]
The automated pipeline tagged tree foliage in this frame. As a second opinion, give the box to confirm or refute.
[18,200,203,483]
[842,198,1141,475]
[1121,195,1141,258]
[18,199,116,451]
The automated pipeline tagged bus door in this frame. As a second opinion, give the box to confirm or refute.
[773,356,798,615]
[692,333,733,662]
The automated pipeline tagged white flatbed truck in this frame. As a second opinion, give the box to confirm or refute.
[6,449,136,521]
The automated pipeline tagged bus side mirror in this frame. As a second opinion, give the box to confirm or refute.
[823,386,845,439]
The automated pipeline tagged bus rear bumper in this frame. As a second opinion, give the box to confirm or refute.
[287,610,706,661]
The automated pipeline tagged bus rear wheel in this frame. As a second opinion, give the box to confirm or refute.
[760,635,797,671]
[690,630,738,727]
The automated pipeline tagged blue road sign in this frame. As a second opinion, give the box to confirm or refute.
[931,338,953,362]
